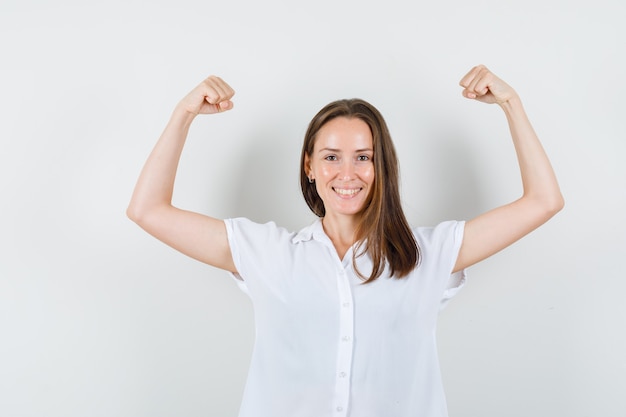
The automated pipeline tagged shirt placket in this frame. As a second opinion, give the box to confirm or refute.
[333,265,354,416]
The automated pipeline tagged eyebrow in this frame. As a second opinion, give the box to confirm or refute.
[317,147,374,154]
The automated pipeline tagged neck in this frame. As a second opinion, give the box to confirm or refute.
[321,215,360,260]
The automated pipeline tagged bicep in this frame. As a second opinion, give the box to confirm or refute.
[453,197,558,273]
[132,206,237,273]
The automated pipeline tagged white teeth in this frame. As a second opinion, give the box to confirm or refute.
[334,188,359,196]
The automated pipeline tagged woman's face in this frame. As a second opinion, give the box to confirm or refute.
[305,117,375,220]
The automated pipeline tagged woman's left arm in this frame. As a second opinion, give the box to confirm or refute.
[453,65,564,273]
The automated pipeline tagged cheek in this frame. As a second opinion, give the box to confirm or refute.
[318,165,334,179]
[361,165,375,183]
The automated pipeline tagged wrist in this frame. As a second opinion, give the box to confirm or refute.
[171,104,198,127]
[498,94,523,114]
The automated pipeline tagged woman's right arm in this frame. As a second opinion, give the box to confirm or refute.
[126,76,237,273]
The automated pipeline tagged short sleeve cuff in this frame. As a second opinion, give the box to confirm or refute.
[440,269,467,310]
[224,218,250,294]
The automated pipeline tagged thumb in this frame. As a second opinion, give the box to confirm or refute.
[214,100,234,113]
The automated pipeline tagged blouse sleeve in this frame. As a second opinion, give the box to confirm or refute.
[223,217,294,295]
[413,220,467,310]
[440,220,467,309]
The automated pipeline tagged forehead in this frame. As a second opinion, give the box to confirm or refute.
[314,117,373,150]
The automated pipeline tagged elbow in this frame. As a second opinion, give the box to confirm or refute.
[126,203,141,224]
[524,190,564,222]
[126,200,170,231]
[555,193,565,213]
[126,201,149,226]
[544,191,565,219]
[552,189,565,213]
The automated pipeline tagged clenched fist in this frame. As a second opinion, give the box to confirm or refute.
[177,75,235,116]
[459,65,518,105]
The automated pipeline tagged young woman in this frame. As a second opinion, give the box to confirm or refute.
[127,65,563,417]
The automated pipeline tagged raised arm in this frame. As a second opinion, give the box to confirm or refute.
[453,65,564,273]
[127,76,237,273]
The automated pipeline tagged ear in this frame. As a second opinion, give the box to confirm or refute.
[304,153,313,178]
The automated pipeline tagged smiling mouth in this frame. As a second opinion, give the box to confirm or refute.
[333,187,361,196]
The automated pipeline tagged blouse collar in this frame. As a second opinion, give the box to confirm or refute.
[291,218,325,244]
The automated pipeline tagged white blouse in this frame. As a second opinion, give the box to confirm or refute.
[224,218,466,417]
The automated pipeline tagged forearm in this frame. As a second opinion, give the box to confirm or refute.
[500,96,564,210]
[127,106,196,219]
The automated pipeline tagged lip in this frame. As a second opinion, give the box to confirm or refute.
[332,187,362,198]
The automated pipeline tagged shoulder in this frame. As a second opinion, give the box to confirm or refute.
[409,221,467,287]
[413,220,465,245]
[412,220,466,261]
[224,217,297,244]
[224,218,324,287]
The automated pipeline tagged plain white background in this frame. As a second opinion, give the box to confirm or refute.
[1,0,624,416]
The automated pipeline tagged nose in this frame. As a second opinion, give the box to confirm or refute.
[339,160,356,180]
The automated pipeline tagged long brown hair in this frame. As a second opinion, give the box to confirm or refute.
[300,98,420,282]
